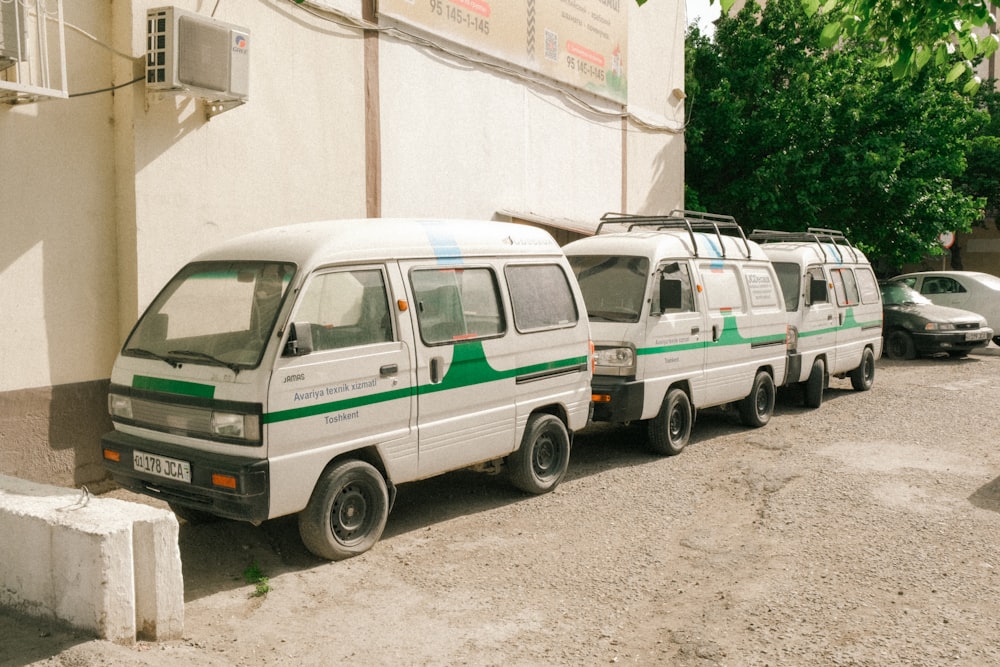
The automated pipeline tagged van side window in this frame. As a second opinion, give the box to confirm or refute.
[855,268,881,304]
[651,261,695,315]
[698,262,746,314]
[411,267,504,344]
[296,269,392,351]
[743,266,781,310]
[505,264,579,331]
[830,268,860,306]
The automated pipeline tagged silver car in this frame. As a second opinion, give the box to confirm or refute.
[891,271,1000,346]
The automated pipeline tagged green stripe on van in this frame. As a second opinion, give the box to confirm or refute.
[797,307,883,339]
[132,375,216,398]
[637,315,785,355]
[262,340,588,424]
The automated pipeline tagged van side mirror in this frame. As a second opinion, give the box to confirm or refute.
[659,277,683,312]
[284,321,314,356]
[809,278,828,305]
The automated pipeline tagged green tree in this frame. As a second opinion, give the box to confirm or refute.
[685,0,989,272]
[642,0,999,89]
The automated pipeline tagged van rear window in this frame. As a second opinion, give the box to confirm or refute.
[505,264,579,331]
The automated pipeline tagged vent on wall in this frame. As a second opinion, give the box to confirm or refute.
[146,6,249,104]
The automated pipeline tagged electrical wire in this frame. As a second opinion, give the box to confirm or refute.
[68,75,144,98]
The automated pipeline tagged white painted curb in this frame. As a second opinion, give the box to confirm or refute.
[0,474,183,643]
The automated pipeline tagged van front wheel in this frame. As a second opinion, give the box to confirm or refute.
[647,388,692,456]
[850,347,876,391]
[509,414,570,495]
[738,371,775,428]
[804,358,825,409]
[298,460,389,561]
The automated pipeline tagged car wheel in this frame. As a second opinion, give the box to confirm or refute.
[993,336,1000,347]
[298,459,389,561]
[647,387,693,456]
[738,370,775,428]
[849,347,876,391]
[508,413,570,494]
[804,358,825,408]
[885,330,916,360]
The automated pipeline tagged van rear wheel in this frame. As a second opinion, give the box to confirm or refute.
[647,388,692,456]
[738,370,775,428]
[298,459,389,561]
[804,358,825,409]
[850,347,876,391]
[508,414,570,495]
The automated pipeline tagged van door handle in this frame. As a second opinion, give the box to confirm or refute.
[691,326,700,335]
[712,325,720,342]
[430,357,443,383]
[380,364,398,377]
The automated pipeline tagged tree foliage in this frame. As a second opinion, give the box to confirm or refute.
[685,0,990,272]
[639,0,1000,90]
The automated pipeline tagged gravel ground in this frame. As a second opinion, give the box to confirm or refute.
[3,347,1000,666]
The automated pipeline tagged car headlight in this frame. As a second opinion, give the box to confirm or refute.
[211,411,260,440]
[924,322,956,331]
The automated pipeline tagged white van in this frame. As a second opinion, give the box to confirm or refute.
[101,219,593,560]
[749,228,882,407]
[562,211,788,456]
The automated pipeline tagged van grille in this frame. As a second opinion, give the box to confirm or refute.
[131,397,213,433]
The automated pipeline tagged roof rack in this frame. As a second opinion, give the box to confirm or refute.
[596,210,753,259]
[749,227,863,263]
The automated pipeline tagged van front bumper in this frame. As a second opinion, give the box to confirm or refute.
[590,376,645,423]
[101,430,270,523]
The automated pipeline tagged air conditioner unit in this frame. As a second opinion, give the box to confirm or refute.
[146,6,249,102]
[0,0,27,71]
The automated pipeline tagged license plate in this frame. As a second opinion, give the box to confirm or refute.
[966,331,989,341]
[133,450,191,483]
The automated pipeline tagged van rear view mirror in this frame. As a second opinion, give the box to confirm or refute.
[659,277,683,311]
[809,277,828,304]
[284,321,314,356]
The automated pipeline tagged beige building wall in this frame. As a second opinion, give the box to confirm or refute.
[0,0,685,488]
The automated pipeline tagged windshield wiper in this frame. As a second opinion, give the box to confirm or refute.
[125,347,180,368]
[167,349,242,375]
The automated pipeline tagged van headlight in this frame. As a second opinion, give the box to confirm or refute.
[594,346,636,376]
[108,393,133,420]
[211,411,260,440]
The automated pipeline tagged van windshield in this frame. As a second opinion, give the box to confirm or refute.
[568,255,649,323]
[123,261,296,372]
[772,262,801,311]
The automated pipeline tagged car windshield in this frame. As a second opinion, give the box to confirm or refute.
[881,282,931,306]
[568,254,650,323]
[123,261,297,372]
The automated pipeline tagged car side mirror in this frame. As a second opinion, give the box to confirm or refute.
[284,321,314,356]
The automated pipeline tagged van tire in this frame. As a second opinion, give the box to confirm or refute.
[298,459,389,561]
[647,388,692,456]
[804,358,825,409]
[849,347,876,391]
[738,371,775,428]
[509,414,570,495]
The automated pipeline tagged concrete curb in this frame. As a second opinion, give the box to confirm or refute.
[0,474,183,643]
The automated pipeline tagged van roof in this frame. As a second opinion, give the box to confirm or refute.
[190,219,563,268]
[563,229,772,263]
[749,228,870,266]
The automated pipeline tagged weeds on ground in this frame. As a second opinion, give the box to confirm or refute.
[243,560,271,598]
